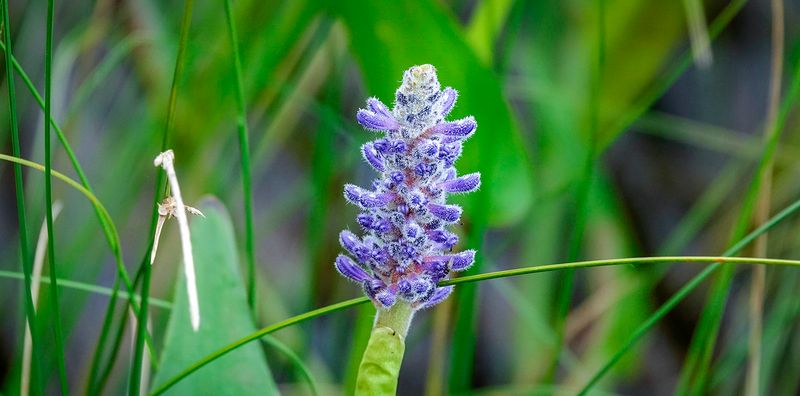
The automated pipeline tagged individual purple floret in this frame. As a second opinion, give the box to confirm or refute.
[334,64,481,311]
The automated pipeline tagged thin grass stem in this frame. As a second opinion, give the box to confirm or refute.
[550,0,605,381]
[747,1,784,394]
[223,0,257,315]
[0,270,171,309]
[1,1,42,394]
[21,202,62,396]
[44,0,69,391]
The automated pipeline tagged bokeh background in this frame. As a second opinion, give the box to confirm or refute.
[2,0,800,395]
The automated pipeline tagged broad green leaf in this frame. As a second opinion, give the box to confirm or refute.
[151,197,278,395]
[333,0,535,226]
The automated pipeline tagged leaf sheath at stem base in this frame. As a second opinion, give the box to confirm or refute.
[355,302,414,395]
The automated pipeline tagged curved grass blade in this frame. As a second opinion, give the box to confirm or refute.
[261,336,319,396]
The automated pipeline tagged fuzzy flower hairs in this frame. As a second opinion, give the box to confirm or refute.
[336,64,480,312]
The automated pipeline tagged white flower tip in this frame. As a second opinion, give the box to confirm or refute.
[154,149,175,168]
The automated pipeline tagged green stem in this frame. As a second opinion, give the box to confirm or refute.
[2,0,42,394]
[44,0,69,392]
[355,302,414,395]
[223,0,257,315]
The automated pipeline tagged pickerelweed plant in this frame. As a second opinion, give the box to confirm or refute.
[335,64,480,394]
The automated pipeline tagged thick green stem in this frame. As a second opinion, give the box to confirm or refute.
[355,302,415,395]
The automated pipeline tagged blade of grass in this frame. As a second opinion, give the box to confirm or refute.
[0,270,171,308]
[43,0,69,391]
[675,38,800,396]
[465,0,514,65]
[682,0,713,68]
[131,0,195,395]
[2,1,43,394]
[260,336,319,396]
[92,265,147,396]
[747,1,784,394]
[223,0,257,315]
[21,202,62,396]
[550,0,606,381]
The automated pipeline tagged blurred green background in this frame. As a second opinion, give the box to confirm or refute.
[2,0,800,394]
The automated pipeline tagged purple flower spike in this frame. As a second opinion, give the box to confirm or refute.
[428,203,462,223]
[440,87,458,116]
[335,65,479,310]
[431,116,476,139]
[335,255,372,283]
[440,172,481,193]
[361,143,384,172]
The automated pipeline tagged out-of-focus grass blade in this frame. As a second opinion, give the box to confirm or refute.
[682,0,713,68]
[333,0,534,227]
[151,198,278,395]
[0,270,171,309]
[465,0,515,65]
